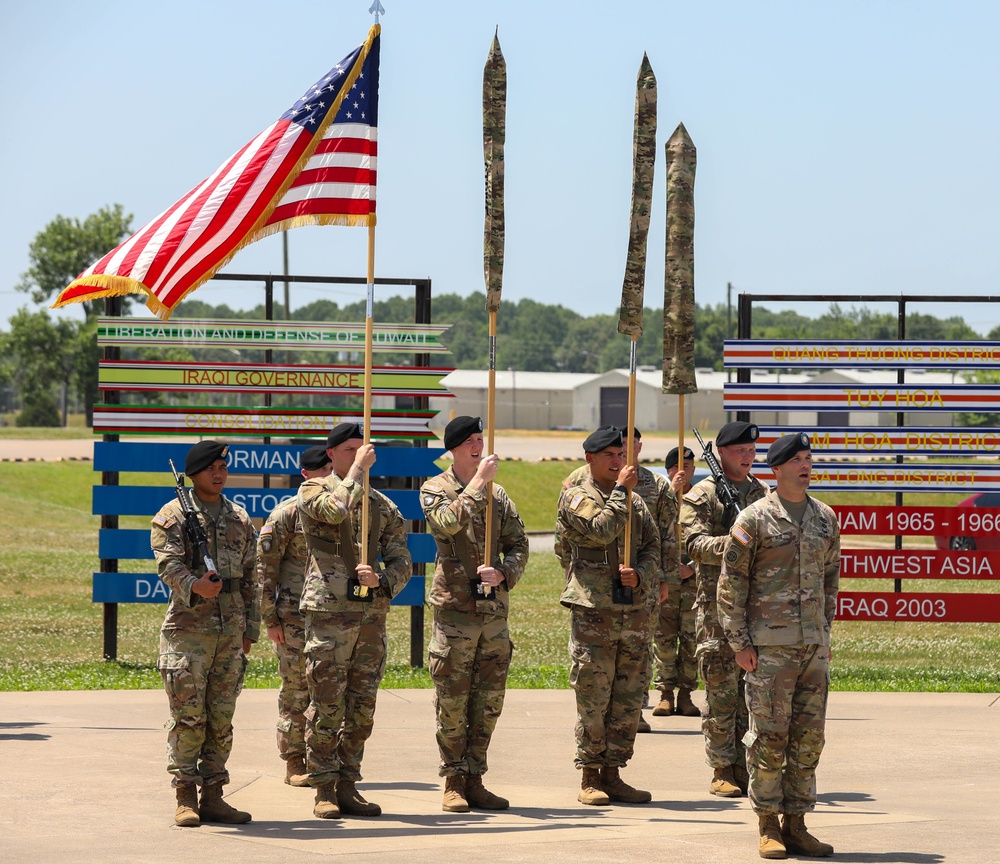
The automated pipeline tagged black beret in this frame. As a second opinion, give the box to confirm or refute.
[583,425,623,454]
[767,432,812,467]
[716,421,760,447]
[300,445,332,470]
[665,446,695,470]
[327,422,364,449]
[185,440,229,477]
[623,427,641,439]
[444,416,483,451]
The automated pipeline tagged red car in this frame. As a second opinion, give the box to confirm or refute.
[933,492,1000,551]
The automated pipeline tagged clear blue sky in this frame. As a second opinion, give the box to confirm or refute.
[2,0,999,333]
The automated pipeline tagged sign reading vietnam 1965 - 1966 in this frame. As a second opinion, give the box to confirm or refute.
[96,318,451,352]
[724,383,1000,412]
[92,405,439,439]
[98,361,451,396]
[724,339,1000,369]
[753,426,1000,458]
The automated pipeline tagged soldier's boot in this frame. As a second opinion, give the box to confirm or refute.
[781,813,834,857]
[313,783,341,819]
[577,767,610,806]
[336,779,382,817]
[600,767,652,804]
[199,783,252,824]
[284,754,310,787]
[676,688,700,717]
[636,714,652,733]
[710,765,743,798]
[465,774,510,810]
[758,812,787,859]
[733,760,750,795]
[651,690,674,717]
[441,774,470,813]
[174,784,200,828]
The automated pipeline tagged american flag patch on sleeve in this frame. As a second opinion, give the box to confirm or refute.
[731,525,752,546]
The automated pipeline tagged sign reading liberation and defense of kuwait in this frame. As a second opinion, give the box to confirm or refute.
[724,339,1000,369]
[98,361,451,396]
[724,383,1000,412]
[754,426,1000,458]
[97,318,450,352]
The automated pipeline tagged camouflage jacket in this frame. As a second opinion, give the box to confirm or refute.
[256,496,308,630]
[297,473,412,615]
[679,474,768,607]
[718,490,841,652]
[556,477,660,611]
[151,496,260,642]
[558,464,677,589]
[420,467,529,616]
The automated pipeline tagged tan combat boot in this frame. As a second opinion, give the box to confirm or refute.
[578,767,610,805]
[466,774,509,810]
[600,766,652,804]
[651,690,674,716]
[313,783,341,819]
[284,754,310,787]
[336,779,382,817]
[676,688,700,717]
[758,812,787,859]
[174,784,200,827]
[199,783,252,824]
[710,765,742,797]
[781,813,834,857]
[442,774,470,812]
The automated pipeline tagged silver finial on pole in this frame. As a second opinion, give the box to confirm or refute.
[369,0,385,23]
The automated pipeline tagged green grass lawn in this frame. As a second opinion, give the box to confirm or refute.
[1,459,998,692]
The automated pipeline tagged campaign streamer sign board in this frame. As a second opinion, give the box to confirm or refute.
[724,339,1000,370]
[834,505,1000,537]
[97,318,451,353]
[99,361,452,397]
[836,592,1000,622]
[840,549,1000,580]
[93,405,438,440]
[755,426,1000,459]
[749,463,1000,493]
[723,383,998,412]
[94,442,446,478]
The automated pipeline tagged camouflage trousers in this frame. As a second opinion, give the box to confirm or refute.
[157,629,247,788]
[569,605,652,769]
[652,576,698,692]
[303,609,389,787]
[696,601,747,768]
[273,612,308,762]
[428,607,512,777]
[744,643,829,815]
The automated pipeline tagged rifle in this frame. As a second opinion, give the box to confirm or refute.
[692,428,742,526]
[169,459,220,582]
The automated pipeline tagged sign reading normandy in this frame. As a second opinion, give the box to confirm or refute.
[724,383,1000,412]
[724,339,1000,369]
[97,318,450,353]
[98,361,450,396]
[754,426,1000,457]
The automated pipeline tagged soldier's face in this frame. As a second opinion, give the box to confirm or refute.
[718,443,756,482]
[773,450,812,496]
[329,439,363,479]
[452,433,485,473]
[191,458,228,501]
[668,458,697,490]
[587,446,625,487]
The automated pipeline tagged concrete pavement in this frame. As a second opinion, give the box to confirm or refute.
[1,688,995,863]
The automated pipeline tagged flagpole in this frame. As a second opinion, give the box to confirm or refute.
[357,222,375,597]
[623,336,638,567]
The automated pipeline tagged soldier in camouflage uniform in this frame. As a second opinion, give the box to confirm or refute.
[719,433,839,859]
[556,426,660,806]
[297,423,412,819]
[421,416,528,813]
[651,446,700,719]
[679,421,767,798]
[560,428,671,735]
[151,440,259,828]
[257,445,333,787]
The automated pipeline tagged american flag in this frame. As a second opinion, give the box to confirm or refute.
[53,26,379,321]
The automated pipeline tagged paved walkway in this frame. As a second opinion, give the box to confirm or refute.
[2,688,996,863]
